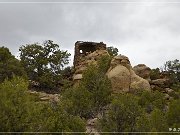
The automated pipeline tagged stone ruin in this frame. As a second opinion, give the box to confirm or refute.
[73,41,106,67]
[73,41,109,83]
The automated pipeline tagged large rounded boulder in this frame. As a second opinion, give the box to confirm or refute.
[107,65,131,93]
[107,55,151,93]
[129,69,151,91]
[133,64,151,81]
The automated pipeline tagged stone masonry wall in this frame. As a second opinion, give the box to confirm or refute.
[73,41,106,67]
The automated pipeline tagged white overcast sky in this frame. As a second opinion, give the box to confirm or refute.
[0,0,180,68]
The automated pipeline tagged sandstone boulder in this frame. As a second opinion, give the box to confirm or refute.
[107,55,151,93]
[165,88,174,94]
[150,85,164,92]
[133,64,151,81]
[164,94,171,100]
[150,78,171,88]
[29,91,59,102]
[74,66,86,74]
[110,55,131,70]
[107,65,131,93]
[87,118,98,126]
[86,118,99,135]
[129,69,151,91]
[73,74,83,80]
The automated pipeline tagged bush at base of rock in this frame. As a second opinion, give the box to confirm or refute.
[62,62,112,119]
[136,109,168,132]
[98,92,170,133]
[167,99,180,127]
[98,94,143,132]
[138,90,167,113]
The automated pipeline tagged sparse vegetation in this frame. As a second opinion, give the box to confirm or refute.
[107,46,119,57]
[0,43,179,133]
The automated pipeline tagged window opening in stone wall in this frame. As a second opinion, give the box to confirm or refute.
[80,50,83,54]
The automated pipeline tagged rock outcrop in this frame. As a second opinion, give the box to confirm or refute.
[107,64,131,92]
[106,55,151,93]
[149,70,174,94]
[29,91,59,102]
[133,64,151,81]
[73,41,151,93]
[86,118,99,135]
[130,69,151,92]
[133,64,176,99]
[150,78,171,88]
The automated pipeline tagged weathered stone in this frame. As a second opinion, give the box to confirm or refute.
[165,88,174,95]
[86,118,99,135]
[28,91,59,102]
[40,97,50,101]
[150,84,164,92]
[73,74,83,80]
[73,42,109,86]
[75,66,87,74]
[29,80,40,88]
[164,94,170,100]
[107,55,151,93]
[74,41,106,67]
[130,69,151,91]
[110,55,131,70]
[87,118,98,126]
[150,78,171,88]
[133,64,151,81]
[107,65,131,93]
